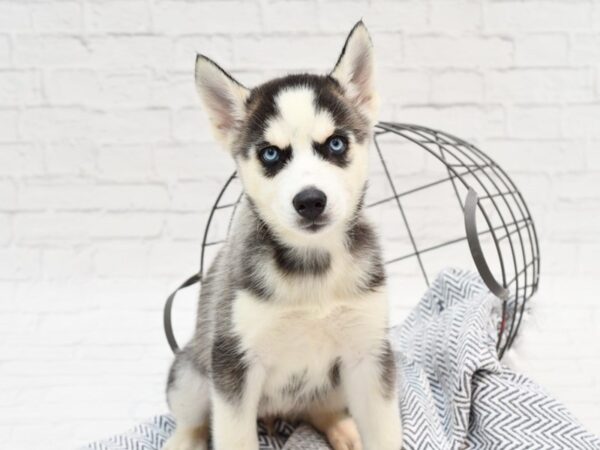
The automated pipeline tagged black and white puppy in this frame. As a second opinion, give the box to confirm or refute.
[164,21,403,450]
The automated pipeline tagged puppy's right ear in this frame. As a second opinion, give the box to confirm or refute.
[195,54,250,149]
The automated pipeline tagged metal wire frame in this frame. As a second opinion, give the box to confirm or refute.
[193,123,540,359]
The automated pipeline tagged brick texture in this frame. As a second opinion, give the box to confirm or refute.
[0,0,599,448]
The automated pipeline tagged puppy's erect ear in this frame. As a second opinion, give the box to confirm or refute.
[330,21,379,125]
[195,54,250,149]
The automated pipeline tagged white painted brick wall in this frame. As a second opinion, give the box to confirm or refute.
[1,0,599,448]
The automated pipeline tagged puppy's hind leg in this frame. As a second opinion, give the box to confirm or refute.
[307,407,363,450]
[163,351,210,450]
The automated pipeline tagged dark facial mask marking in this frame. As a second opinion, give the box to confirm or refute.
[313,132,351,168]
[234,74,370,161]
[257,144,293,178]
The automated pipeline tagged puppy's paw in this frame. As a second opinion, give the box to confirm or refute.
[162,426,208,450]
[324,416,363,450]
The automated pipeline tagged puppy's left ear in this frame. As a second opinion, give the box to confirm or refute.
[330,21,379,126]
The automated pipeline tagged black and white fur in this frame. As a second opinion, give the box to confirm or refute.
[164,22,403,450]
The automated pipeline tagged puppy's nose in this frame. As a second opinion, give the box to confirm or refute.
[293,188,327,221]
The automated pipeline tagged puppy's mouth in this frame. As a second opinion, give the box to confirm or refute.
[297,216,330,233]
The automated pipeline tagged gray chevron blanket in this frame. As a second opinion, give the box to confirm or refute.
[83,269,600,450]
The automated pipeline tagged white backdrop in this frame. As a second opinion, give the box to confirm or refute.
[1,0,599,448]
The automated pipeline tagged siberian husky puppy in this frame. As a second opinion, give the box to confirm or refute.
[164,21,403,450]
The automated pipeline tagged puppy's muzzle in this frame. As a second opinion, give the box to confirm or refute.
[293,188,327,221]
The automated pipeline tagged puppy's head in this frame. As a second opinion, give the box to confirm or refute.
[195,22,378,246]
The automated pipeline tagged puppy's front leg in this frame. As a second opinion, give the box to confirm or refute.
[211,357,265,450]
[343,341,402,450]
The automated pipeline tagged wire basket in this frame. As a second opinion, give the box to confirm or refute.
[166,122,540,359]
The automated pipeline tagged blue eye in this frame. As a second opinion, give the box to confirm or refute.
[260,146,281,164]
[328,136,347,154]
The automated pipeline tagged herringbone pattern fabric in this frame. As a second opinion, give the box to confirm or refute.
[84,416,293,450]
[391,268,600,450]
[83,269,600,450]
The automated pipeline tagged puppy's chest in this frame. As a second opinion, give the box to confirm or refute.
[232,288,387,411]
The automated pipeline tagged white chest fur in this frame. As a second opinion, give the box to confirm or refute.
[232,288,389,416]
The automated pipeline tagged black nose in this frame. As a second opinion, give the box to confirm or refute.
[293,188,327,221]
